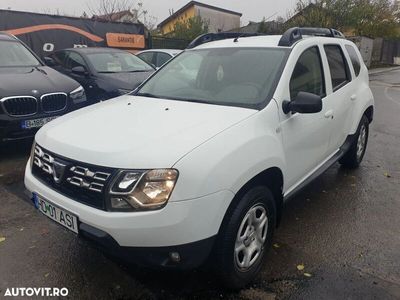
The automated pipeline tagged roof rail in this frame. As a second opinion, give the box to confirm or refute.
[186,32,260,49]
[278,27,345,47]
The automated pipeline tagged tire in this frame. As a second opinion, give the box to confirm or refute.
[339,115,369,169]
[214,186,276,289]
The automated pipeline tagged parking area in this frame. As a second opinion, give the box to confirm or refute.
[0,68,400,299]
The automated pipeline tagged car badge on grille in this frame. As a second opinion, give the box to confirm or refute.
[32,90,39,94]
[52,160,67,183]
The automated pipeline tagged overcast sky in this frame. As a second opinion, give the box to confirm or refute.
[0,0,298,26]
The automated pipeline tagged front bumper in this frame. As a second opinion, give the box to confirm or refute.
[80,222,216,269]
[25,161,234,268]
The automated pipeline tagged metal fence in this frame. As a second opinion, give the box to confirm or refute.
[149,36,191,50]
[370,37,400,65]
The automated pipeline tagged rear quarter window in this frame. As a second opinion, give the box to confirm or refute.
[345,45,361,77]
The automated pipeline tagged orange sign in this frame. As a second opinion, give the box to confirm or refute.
[106,33,145,49]
[6,24,104,42]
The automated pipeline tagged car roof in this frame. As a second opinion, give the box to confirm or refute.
[137,49,182,55]
[191,35,347,50]
[60,47,128,54]
[0,32,18,42]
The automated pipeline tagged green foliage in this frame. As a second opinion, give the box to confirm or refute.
[286,0,400,38]
[170,16,209,40]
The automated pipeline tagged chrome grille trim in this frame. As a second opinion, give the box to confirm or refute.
[40,92,68,113]
[0,96,38,117]
[33,145,111,194]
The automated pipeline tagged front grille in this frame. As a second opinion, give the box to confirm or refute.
[41,93,67,113]
[1,96,38,116]
[32,145,116,210]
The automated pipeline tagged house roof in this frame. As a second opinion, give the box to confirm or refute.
[158,1,242,28]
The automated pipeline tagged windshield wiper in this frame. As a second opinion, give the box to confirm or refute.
[98,71,118,74]
[34,66,48,75]
[135,92,161,98]
[125,70,151,73]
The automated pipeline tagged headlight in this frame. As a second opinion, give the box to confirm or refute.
[70,85,86,104]
[117,88,132,95]
[109,169,178,211]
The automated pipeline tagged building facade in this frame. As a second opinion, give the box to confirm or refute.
[158,1,241,35]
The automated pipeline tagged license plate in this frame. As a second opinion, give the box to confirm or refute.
[21,116,59,129]
[33,193,79,234]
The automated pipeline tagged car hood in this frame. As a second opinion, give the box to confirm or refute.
[0,66,79,98]
[36,96,257,169]
[97,71,154,90]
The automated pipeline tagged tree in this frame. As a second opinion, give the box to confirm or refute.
[258,18,269,33]
[86,0,157,29]
[285,0,400,38]
[170,16,209,40]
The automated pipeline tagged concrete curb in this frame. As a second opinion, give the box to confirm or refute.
[368,66,400,75]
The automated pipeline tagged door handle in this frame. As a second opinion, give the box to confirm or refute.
[324,110,334,119]
[350,94,357,101]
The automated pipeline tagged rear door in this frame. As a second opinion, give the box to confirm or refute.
[321,44,355,152]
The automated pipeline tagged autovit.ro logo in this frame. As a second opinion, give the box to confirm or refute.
[4,287,69,297]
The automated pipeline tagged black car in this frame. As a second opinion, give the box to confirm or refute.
[46,48,155,102]
[0,32,86,143]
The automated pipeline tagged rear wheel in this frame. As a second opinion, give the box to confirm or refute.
[340,115,369,168]
[214,186,276,289]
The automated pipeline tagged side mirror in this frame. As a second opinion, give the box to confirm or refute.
[282,91,322,114]
[44,57,56,66]
[71,66,88,76]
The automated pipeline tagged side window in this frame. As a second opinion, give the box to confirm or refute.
[137,52,155,66]
[156,52,172,67]
[324,45,351,90]
[290,46,325,100]
[345,45,361,77]
[66,52,87,70]
[51,51,68,67]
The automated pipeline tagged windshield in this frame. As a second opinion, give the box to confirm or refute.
[87,52,154,73]
[0,40,41,67]
[137,48,288,108]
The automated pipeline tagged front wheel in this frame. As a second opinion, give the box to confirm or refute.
[340,115,369,168]
[214,186,276,289]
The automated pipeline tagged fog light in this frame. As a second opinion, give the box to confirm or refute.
[110,197,131,209]
[169,252,181,263]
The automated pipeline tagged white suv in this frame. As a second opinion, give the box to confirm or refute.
[25,27,374,289]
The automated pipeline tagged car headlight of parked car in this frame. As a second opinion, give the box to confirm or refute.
[109,169,178,211]
[70,86,86,104]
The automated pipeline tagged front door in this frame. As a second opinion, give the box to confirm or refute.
[64,51,97,102]
[278,45,332,191]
